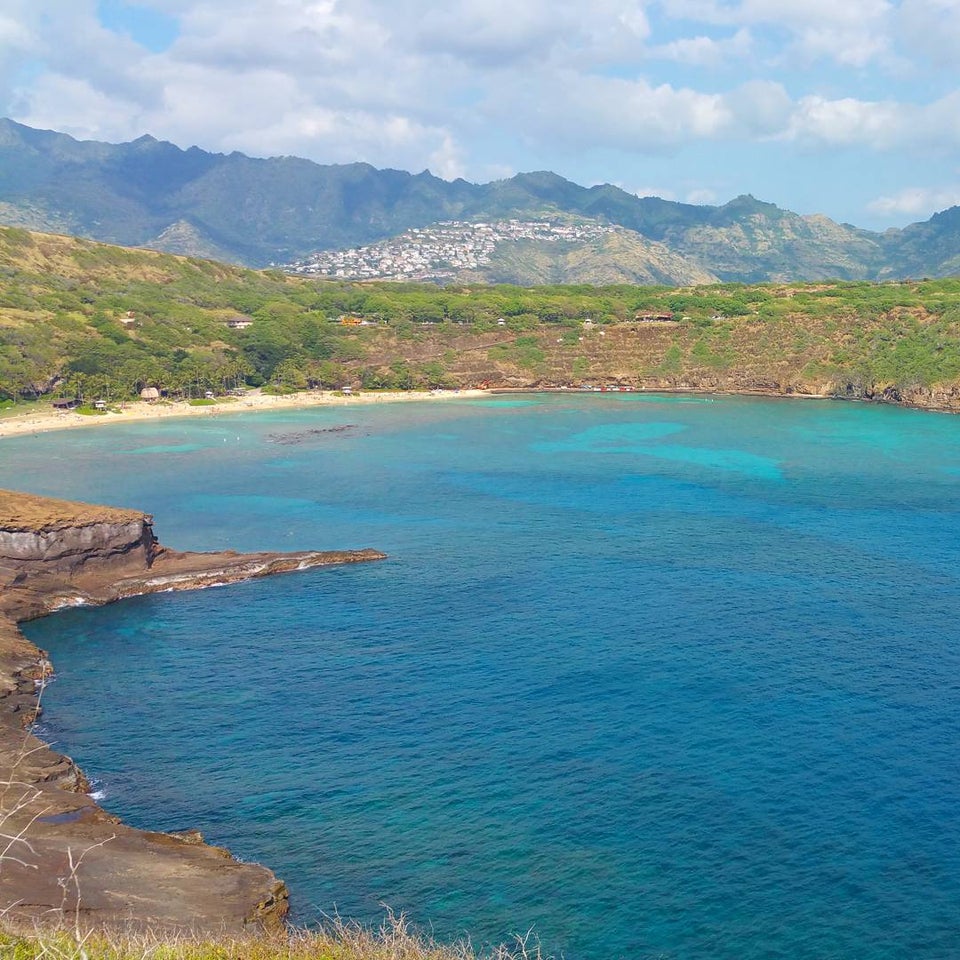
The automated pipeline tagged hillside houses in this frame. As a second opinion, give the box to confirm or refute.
[287,219,616,283]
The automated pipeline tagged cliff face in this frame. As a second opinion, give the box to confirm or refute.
[0,518,156,570]
[0,490,157,581]
[0,488,385,934]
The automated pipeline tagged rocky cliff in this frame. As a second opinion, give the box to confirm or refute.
[0,491,157,581]
[0,488,385,934]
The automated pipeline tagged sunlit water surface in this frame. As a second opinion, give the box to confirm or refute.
[5,394,960,959]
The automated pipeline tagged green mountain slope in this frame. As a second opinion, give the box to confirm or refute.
[878,207,960,279]
[5,227,960,415]
[661,197,886,282]
[481,231,719,286]
[0,119,956,282]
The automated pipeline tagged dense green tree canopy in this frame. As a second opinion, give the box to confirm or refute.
[5,228,960,404]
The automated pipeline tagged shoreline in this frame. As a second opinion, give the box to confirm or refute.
[5,381,960,443]
[0,388,489,440]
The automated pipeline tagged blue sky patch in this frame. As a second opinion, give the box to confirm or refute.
[97,0,179,52]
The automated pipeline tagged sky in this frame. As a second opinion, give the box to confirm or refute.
[1,0,959,231]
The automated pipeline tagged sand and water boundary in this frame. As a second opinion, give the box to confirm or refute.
[0,389,489,441]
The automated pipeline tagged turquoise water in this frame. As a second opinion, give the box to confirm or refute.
[7,393,960,959]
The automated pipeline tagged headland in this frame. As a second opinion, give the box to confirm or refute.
[0,488,385,934]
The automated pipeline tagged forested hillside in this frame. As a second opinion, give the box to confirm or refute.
[4,226,960,411]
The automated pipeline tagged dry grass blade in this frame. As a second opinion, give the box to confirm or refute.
[0,910,554,960]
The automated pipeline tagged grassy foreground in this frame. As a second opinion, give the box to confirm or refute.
[0,914,547,960]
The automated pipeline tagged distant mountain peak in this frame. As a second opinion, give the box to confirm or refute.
[929,205,960,226]
[721,194,782,214]
[0,119,956,281]
[515,170,574,185]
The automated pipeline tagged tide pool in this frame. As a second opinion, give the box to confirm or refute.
[7,393,960,959]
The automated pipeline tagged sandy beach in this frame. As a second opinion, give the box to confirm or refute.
[0,388,490,440]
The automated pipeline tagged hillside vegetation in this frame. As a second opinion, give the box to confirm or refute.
[4,227,960,410]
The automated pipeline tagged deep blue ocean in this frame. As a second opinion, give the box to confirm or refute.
[6,393,960,959]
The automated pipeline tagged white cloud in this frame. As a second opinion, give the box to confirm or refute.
[724,80,792,136]
[171,0,389,73]
[783,90,960,151]
[648,28,752,67]
[0,2,70,102]
[408,0,652,67]
[490,73,732,151]
[412,1,572,67]
[784,96,904,148]
[789,25,888,68]
[897,0,960,68]
[660,0,893,66]
[228,107,458,171]
[428,135,467,180]
[867,185,960,218]
[1,0,167,111]
[15,74,147,143]
[0,12,34,51]
[490,74,795,154]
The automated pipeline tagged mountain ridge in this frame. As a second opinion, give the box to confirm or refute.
[0,118,955,283]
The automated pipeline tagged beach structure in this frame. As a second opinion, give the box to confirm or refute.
[140,387,160,402]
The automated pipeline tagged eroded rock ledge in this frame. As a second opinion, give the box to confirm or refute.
[0,488,385,935]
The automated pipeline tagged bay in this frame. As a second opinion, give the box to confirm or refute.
[6,393,960,959]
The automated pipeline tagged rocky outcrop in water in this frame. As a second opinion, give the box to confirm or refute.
[0,488,385,935]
